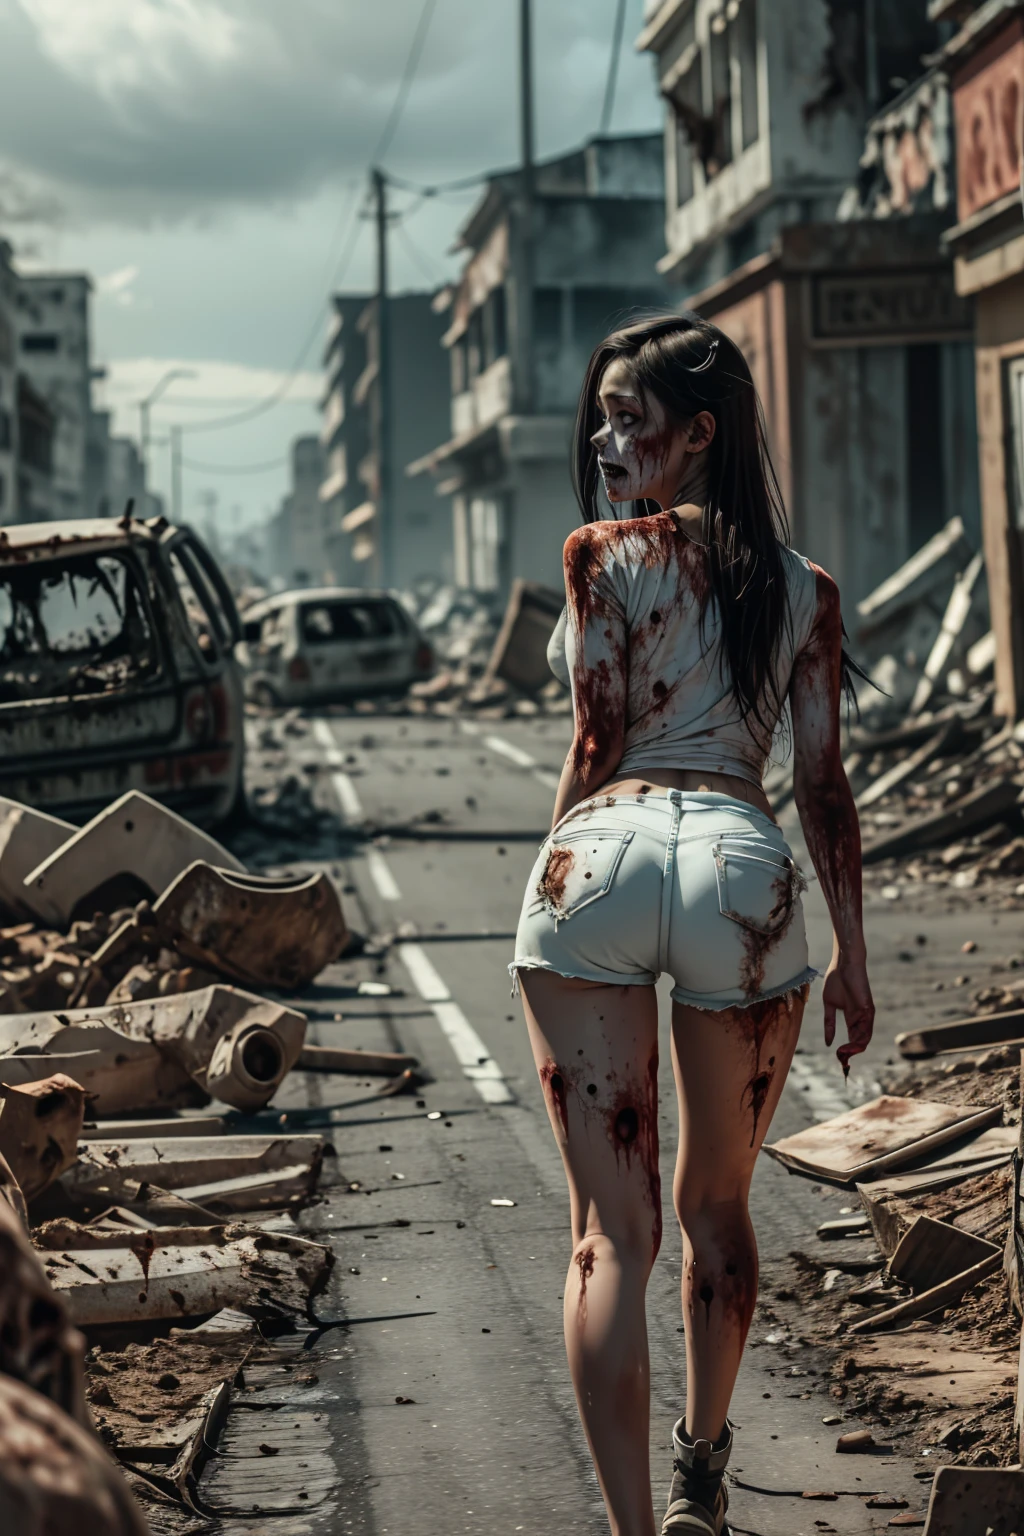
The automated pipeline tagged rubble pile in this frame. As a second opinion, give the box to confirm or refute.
[834,518,1024,899]
[0,785,411,1531]
[403,579,572,719]
[763,1037,1024,1475]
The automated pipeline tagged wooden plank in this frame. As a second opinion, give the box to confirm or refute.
[862,778,1022,865]
[855,723,960,810]
[297,1044,419,1076]
[764,1097,1002,1184]
[848,1252,1002,1335]
[887,1215,999,1290]
[80,1116,226,1141]
[897,1008,1024,1058]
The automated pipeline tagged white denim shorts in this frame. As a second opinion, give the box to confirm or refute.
[510,790,817,1010]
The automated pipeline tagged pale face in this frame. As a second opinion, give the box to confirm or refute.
[590,356,715,510]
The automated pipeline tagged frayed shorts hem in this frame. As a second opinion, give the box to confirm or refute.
[509,959,819,1009]
[669,965,819,1012]
[508,959,655,997]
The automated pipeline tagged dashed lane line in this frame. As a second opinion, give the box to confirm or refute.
[398,942,514,1107]
[312,718,513,1107]
[460,721,562,796]
[365,846,401,902]
[312,719,364,823]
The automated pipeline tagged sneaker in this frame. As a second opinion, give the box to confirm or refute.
[661,1419,732,1535]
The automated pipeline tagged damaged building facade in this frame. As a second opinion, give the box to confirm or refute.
[410,133,672,596]
[638,0,980,608]
[938,0,1024,720]
[320,290,452,590]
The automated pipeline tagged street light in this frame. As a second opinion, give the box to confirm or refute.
[138,367,195,484]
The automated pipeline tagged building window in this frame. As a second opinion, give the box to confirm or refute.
[535,288,563,345]
[469,496,503,591]
[734,0,759,152]
[483,286,507,368]
[21,333,59,354]
[451,339,468,395]
[707,18,732,176]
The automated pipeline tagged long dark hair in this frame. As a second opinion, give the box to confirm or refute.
[572,312,794,735]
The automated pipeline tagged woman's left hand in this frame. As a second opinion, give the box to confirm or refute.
[822,954,874,1075]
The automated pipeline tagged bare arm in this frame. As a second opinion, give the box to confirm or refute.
[551,528,627,829]
[790,566,874,1073]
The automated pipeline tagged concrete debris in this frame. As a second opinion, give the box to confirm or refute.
[922,1465,1024,1534]
[44,1227,333,1326]
[0,986,307,1114]
[297,1043,419,1076]
[840,530,1024,901]
[0,1374,152,1536]
[0,1073,85,1200]
[70,1133,327,1205]
[0,1184,88,1424]
[0,798,74,923]
[22,790,245,930]
[153,861,348,990]
[483,580,566,696]
[400,580,570,719]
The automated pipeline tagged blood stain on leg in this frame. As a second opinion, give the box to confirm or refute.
[699,1281,714,1327]
[538,1060,571,1139]
[575,1245,596,1321]
[604,1051,662,1260]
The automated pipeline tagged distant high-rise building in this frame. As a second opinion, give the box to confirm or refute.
[16,273,95,520]
[409,132,672,596]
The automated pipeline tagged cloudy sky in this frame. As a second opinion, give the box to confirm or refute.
[0,0,663,533]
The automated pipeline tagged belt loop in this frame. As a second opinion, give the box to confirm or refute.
[658,794,683,973]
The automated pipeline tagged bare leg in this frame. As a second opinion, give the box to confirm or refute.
[671,988,806,1441]
[519,970,661,1536]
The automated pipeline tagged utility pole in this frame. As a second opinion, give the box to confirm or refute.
[516,0,537,413]
[372,166,393,589]
[170,425,182,524]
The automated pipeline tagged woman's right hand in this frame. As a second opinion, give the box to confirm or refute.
[822,954,875,1076]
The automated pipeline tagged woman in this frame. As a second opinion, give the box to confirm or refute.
[510,314,873,1536]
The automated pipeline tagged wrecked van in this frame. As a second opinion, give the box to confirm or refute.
[0,516,244,827]
[241,587,433,706]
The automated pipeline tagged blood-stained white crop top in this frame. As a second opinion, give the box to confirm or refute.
[561,511,821,788]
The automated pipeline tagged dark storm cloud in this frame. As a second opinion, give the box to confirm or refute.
[0,0,660,219]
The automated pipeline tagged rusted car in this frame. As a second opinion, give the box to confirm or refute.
[0,515,244,827]
[240,587,433,706]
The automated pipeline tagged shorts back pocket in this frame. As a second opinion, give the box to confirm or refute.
[713,839,802,936]
[535,828,634,922]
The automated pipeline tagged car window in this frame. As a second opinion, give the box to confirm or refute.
[300,599,398,645]
[168,549,221,658]
[0,551,160,703]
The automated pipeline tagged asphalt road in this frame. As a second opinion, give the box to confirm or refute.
[208,709,1003,1536]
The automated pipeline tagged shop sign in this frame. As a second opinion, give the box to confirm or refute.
[952,18,1024,221]
[811,270,972,343]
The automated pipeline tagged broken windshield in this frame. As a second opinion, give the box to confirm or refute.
[0,551,161,703]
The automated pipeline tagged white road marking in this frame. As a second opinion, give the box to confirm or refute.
[484,734,536,769]
[398,942,513,1106]
[366,846,401,901]
[312,719,364,822]
[462,723,562,797]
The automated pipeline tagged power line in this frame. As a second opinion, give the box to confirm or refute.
[393,215,445,288]
[601,0,629,134]
[372,0,441,166]
[385,167,488,197]
[169,0,441,445]
[182,451,291,475]
[177,183,368,437]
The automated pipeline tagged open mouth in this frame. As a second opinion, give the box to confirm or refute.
[599,461,629,484]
